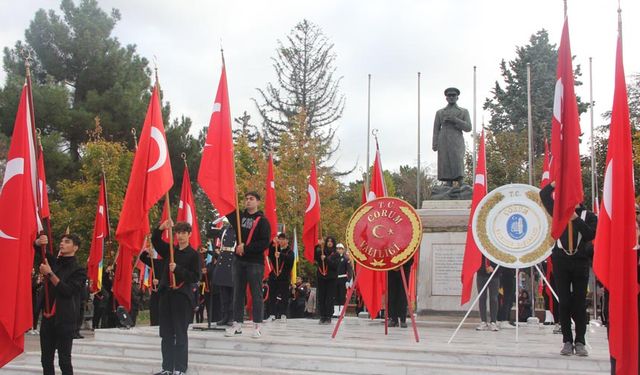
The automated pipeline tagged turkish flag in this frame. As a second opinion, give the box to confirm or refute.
[0,85,39,368]
[540,138,551,188]
[264,154,278,279]
[593,31,638,375]
[177,167,201,249]
[114,84,173,312]
[303,160,320,262]
[87,175,109,293]
[358,143,387,318]
[549,18,583,239]
[198,64,237,217]
[460,129,487,305]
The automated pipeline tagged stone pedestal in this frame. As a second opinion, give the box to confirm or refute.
[416,200,477,313]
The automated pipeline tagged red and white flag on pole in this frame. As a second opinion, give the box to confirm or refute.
[357,141,387,318]
[115,83,173,312]
[593,22,638,375]
[263,154,278,278]
[87,175,109,294]
[198,61,237,217]
[177,167,201,249]
[549,18,583,239]
[540,138,551,188]
[303,160,320,262]
[460,129,487,305]
[0,85,39,367]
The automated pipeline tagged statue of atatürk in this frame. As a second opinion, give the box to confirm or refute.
[432,87,472,186]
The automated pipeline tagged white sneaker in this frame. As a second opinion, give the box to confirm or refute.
[224,322,242,337]
[489,322,500,331]
[267,315,275,322]
[476,322,489,331]
[281,315,287,323]
[499,321,515,329]
[251,323,262,339]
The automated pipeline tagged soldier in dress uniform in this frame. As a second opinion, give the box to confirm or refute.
[212,222,235,326]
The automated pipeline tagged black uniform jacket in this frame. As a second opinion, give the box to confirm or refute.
[268,244,294,281]
[41,255,87,336]
[151,228,201,307]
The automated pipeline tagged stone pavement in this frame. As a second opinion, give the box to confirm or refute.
[1,317,610,374]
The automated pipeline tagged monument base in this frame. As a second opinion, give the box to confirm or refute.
[417,200,476,314]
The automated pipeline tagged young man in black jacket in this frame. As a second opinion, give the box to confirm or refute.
[315,236,340,324]
[267,232,294,320]
[540,182,597,357]
[36,233,87,375]
[224,192,271,339]
[151,220,201,375]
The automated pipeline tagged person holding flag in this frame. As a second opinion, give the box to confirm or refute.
[224,192,271,339]
[540,183,597,356]
[315,236,340,324]
[151,220,201,375]
[267,232,294,320]
[35,233,87,375]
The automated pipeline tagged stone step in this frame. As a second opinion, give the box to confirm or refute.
[88,321,610,374]
[1,348,600,375]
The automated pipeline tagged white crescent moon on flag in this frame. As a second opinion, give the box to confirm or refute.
[305,185,317,213]
[603,160,613,216]
[1,157,24,192]
[541,171,550,181]
[0,158,22,239]
[148,126,168,173]
[270,181,275,189]
[97,205,105,238]
[367,191,377,202]
[474,174,485,186]
[553,79,563,123]
[212,103,221,113]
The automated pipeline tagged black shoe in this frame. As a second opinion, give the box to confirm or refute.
[388,320,399,327]
[216,319,230,326]
[153,370,172,375]
[400,321,408,328]
[318,318,325,324]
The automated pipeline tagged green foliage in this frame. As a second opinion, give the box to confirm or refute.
[483,29,587,188]
[0,0,151,173]
[50,139,133,264]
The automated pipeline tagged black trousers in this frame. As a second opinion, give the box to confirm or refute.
[497,268,515,321]
[316,277,337,320]
[388,270,409,323]
[553,257,589,345]
[335,278,348,305]
[158,292,193,373]
[218,286,233,323]
[268,278,290,318]
[40,317,74,375]
[149,291,160,326]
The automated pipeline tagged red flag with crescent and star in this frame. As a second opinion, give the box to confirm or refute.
[593,22,638,375]
[198,62,237,217]
[303,160,320,262]
[0,85,39,368]
[549,18,583,239]
[87,175,109,293]
[460,129,487,305]
[263,154,278,278]
[177,167,201,249]
[357,142,387,318]
[114,83,173,311]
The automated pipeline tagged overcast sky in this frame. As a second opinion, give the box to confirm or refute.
[1,0,639,183]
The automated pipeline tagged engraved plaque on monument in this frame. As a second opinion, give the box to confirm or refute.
[431,243,464,296]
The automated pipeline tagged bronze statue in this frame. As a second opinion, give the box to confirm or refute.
[432,87,472,186]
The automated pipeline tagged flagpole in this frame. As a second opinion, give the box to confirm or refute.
[365,74,372,191]
[588,56,599,322]
[473,66,477,176]
[527,63,534,186]
[221,48,244,246]
[153,63,178,289]
[23,49,55,318]
[416,72,421,209]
